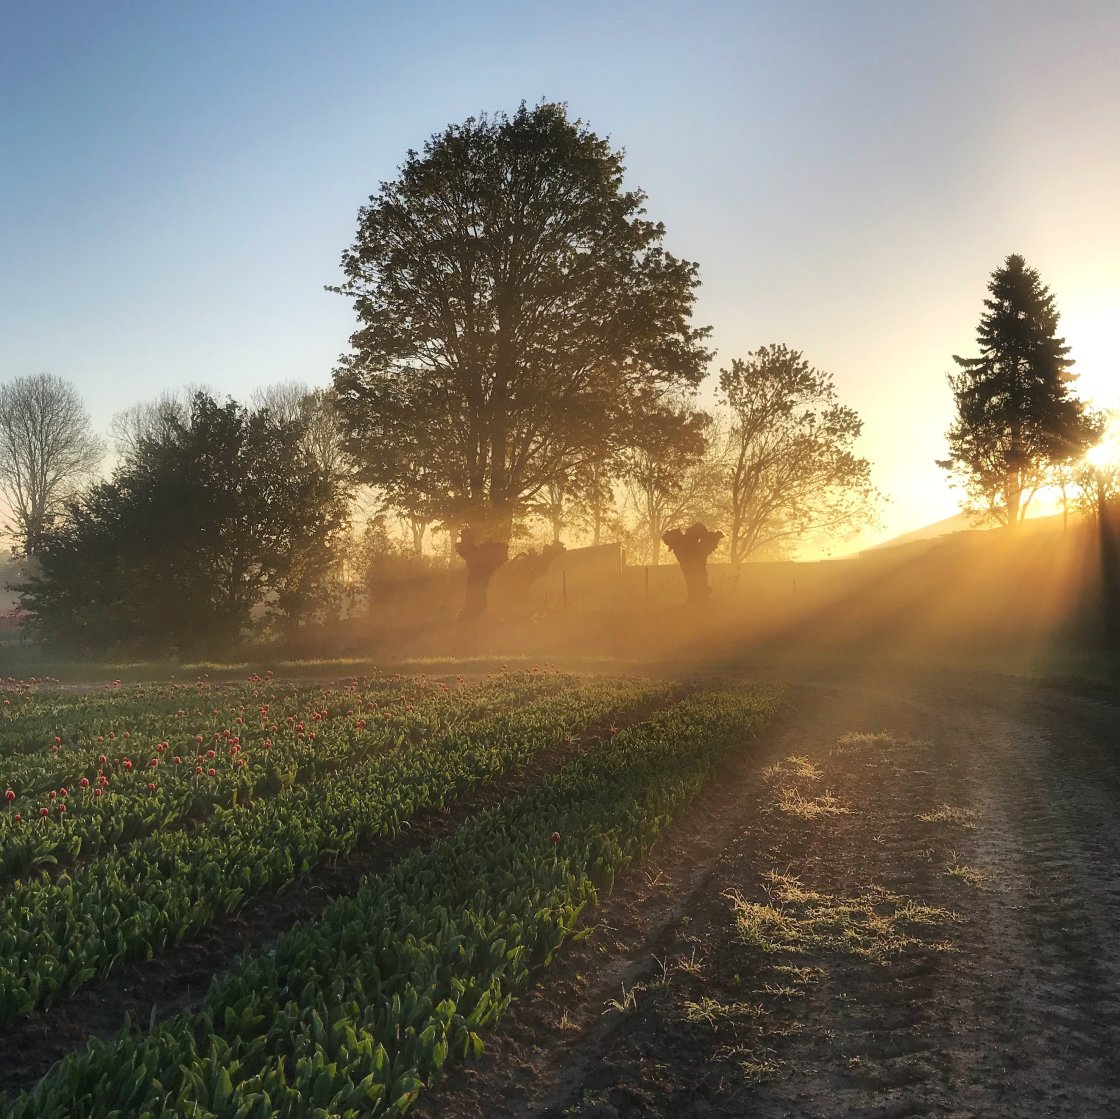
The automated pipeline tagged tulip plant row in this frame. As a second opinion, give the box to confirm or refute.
[0,670,566,825]
[0,671,568,882]
[3,682,782,1118]
[0,674,668,1025]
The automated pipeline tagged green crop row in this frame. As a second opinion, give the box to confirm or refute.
[3,682,783,1118]
[0,671,550,801]
[0,671,567,883]
[0,677,667,1025]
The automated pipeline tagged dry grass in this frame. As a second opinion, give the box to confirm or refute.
[725,872,958,963]
[831,731,898,755]
[775,786,849,819]
[919,803,980,829]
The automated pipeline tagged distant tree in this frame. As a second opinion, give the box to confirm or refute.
[621,401,719,565]
[718,345,878,565]
[0,374,104,552]
[527,454,617,547]
[109,385,205,459]
[251,382,351,482]
[1072,410,1119,520]
[940,254,1093,527]
[18,393,348,655]
[332,102,710,618]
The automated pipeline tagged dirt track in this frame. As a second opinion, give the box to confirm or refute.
[415,675,1120,1119]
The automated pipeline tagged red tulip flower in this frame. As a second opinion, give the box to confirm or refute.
[39,807,48,817]
[79,777,90,788]
[93,788,103,798]
[4,789,13,802]
[57,803,66,814]
[207,767,216,777]
[195,765,203,775]
[98,755,107,764]
[550,832,560,844]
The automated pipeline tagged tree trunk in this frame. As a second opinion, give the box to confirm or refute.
[456,528,509,620]
[662,522,723,607]
[1005,471,1022,528]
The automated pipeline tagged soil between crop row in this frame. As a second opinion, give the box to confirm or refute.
[413,677,1120,1119]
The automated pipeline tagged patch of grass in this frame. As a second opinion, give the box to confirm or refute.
[762,755,822,782]
[774,786,849,819]
[683,996,765,1027]
[944,855,987,888]
[919,803,980,829]
[715,1044,785,1082]
[725,873,958,963]
[832,731,897,755]
[676,947,705,977]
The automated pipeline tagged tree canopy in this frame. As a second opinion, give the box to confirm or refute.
[718,345,877,564]
[331,101,710,615]
[940,254,1092,526]
[19,393,348,655]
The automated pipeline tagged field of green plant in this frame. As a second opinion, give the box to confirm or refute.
[0,668,783,1118]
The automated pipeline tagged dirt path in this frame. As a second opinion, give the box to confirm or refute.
[416,677,1120,1119]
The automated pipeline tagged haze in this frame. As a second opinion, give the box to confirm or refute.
[2,0,1118,548]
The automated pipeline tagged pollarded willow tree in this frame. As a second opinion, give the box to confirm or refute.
[719,345,878,565]
[331,102,710,618]
[940,254,1092,527]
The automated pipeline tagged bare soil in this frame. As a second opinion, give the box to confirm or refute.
[415,676,1120,1119]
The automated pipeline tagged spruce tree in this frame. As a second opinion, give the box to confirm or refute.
[941,254,1091,526]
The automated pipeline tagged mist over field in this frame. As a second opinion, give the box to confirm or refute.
[2,5,1120,1117]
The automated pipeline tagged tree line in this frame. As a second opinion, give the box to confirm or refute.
[1,102,1113,652]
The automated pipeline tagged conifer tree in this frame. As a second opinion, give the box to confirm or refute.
[941,254,1091,526]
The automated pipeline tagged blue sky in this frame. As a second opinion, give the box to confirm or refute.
[3,0,1119,544]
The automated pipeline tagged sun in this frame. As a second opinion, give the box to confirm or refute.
[1063,300,1120,410]
[1085,416,1120,472]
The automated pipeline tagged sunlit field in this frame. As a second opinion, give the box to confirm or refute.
[5,2,1120,1113]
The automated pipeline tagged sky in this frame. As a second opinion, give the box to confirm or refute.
[2,0,1119,550]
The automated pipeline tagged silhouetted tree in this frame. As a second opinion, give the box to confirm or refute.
[0,374,103,552]
[621,400,718,565]
[718,345,877,565]
[332,102,710,618]
[18,393,348,655]
[940,254,1093,527]
[663,522,723,606]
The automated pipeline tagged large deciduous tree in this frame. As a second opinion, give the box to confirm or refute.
[940,254,1092,527]
[0,374,104,552]
[331,102,710,618]
[719,345,877,564]
[18,393,349,655]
